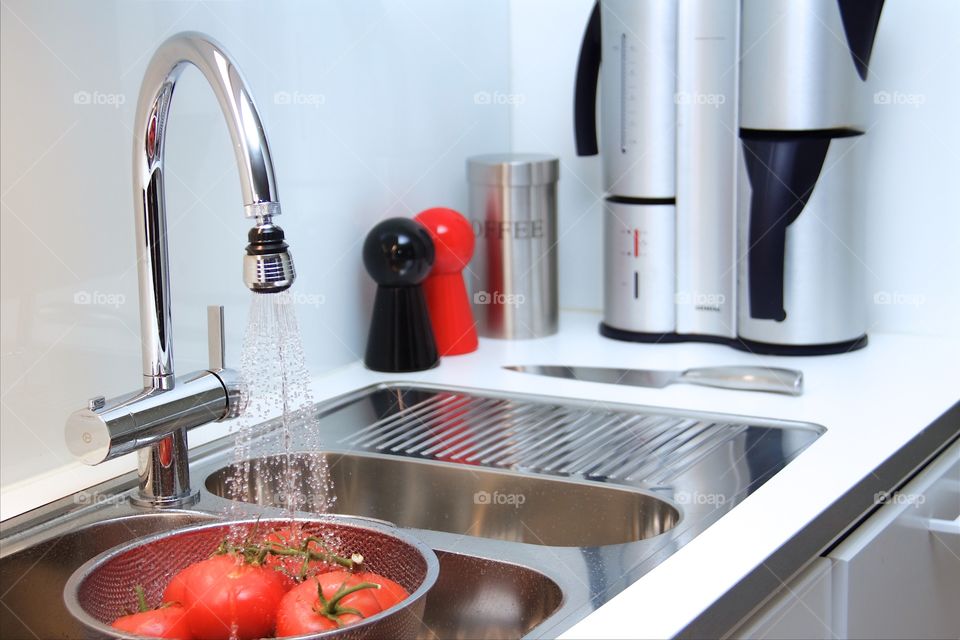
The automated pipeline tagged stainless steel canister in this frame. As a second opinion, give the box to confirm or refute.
[467,153,559,339]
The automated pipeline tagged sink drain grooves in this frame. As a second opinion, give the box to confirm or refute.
[467,405,573,465]
[527,413,624,472]
[647,424,748,484]
[570,414,669,478]
[586,416,691,478]
[415,400,523,456]
[339,390,781,487]
[553,414,649,474]
[621,421,713,481]
[443,403,543,460]
[377,395,481,450]
[377,396,492,452]
[463,404,570,464]
[433,403,543,460]
[502,410,600,467]
[342,392,456,445]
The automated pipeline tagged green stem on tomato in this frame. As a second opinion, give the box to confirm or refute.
[133,585,149,613]
[313,581,381,627]
[262,543,360,569]
[216,535,363,574]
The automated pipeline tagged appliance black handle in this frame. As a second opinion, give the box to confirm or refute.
[837,0,885,81]
[574,1,602,156]
[741,135,832,322]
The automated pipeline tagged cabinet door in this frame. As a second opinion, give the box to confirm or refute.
[828,441,960,639]
[732,558,834,640]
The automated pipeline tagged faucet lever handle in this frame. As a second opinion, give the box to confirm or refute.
[207,305,226,371]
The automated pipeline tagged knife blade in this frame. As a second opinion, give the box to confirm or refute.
[504,365,803,396]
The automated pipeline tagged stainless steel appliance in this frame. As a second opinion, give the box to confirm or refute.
[736,0,882,354]
[574,0,884,354]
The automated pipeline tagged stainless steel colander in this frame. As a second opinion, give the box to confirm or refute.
[63,516,439,639]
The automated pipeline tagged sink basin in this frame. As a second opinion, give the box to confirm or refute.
[0,511,215,639]
[423,551,563,639]
[205,452,680,547]
[0,507,561,640]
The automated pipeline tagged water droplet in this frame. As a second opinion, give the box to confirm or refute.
[225,291,336,527]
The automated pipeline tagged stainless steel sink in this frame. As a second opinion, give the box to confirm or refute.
[0,382,823,639]
[0,507,560,640]
[0,510,215,639]
[205,453,679,547]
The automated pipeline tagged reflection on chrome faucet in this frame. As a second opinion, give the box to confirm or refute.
[65,32,295,508]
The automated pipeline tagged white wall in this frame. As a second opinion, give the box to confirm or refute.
[0,0,512,486]
[509,0,960,336]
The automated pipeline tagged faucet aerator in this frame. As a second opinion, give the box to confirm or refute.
[244,222,296,293]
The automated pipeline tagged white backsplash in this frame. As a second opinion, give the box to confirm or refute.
[0,0,512,486]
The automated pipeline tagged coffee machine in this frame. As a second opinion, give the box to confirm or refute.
[574,0,884,354]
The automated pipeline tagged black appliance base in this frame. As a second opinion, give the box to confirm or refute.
[599,323,869,356]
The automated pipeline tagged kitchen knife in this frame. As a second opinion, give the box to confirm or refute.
[504,365,803,396]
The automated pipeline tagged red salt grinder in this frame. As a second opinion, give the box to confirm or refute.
[414,207,479,355]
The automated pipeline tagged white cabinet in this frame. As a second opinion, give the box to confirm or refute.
[828,440,960,639]
[733,441,960,639]
[732,559,834,640]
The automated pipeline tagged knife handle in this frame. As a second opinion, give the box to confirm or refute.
[678,366,803,396]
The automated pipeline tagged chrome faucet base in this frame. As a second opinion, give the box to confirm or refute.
[66,367,233,462]
[129,489,200,509]
[133,426,197,509]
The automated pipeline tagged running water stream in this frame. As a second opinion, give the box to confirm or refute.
[226,291,335,522]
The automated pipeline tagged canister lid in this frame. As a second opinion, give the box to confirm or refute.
[467,153,559,186]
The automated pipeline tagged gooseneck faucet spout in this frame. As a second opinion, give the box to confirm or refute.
[136,31,292,385]
[66,32,294,507]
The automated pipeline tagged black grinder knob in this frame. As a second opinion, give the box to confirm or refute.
[363,218,439,372]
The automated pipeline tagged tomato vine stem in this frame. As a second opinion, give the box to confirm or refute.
[313,580,382,626]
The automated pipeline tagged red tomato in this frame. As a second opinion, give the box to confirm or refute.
[275,571,383,636]
[353,571,409,610]
[163,561,198,606]
[262,527,337,580]
[111,605,192,639]
[174,554,292,640]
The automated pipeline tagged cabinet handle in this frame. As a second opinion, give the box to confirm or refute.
[928,514,960,537]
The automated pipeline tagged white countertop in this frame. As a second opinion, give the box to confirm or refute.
[3,310,958,638]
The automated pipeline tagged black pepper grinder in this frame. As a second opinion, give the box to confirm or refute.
[363,217,439,372]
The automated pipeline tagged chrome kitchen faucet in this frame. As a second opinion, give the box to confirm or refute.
[65,32,294,507]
